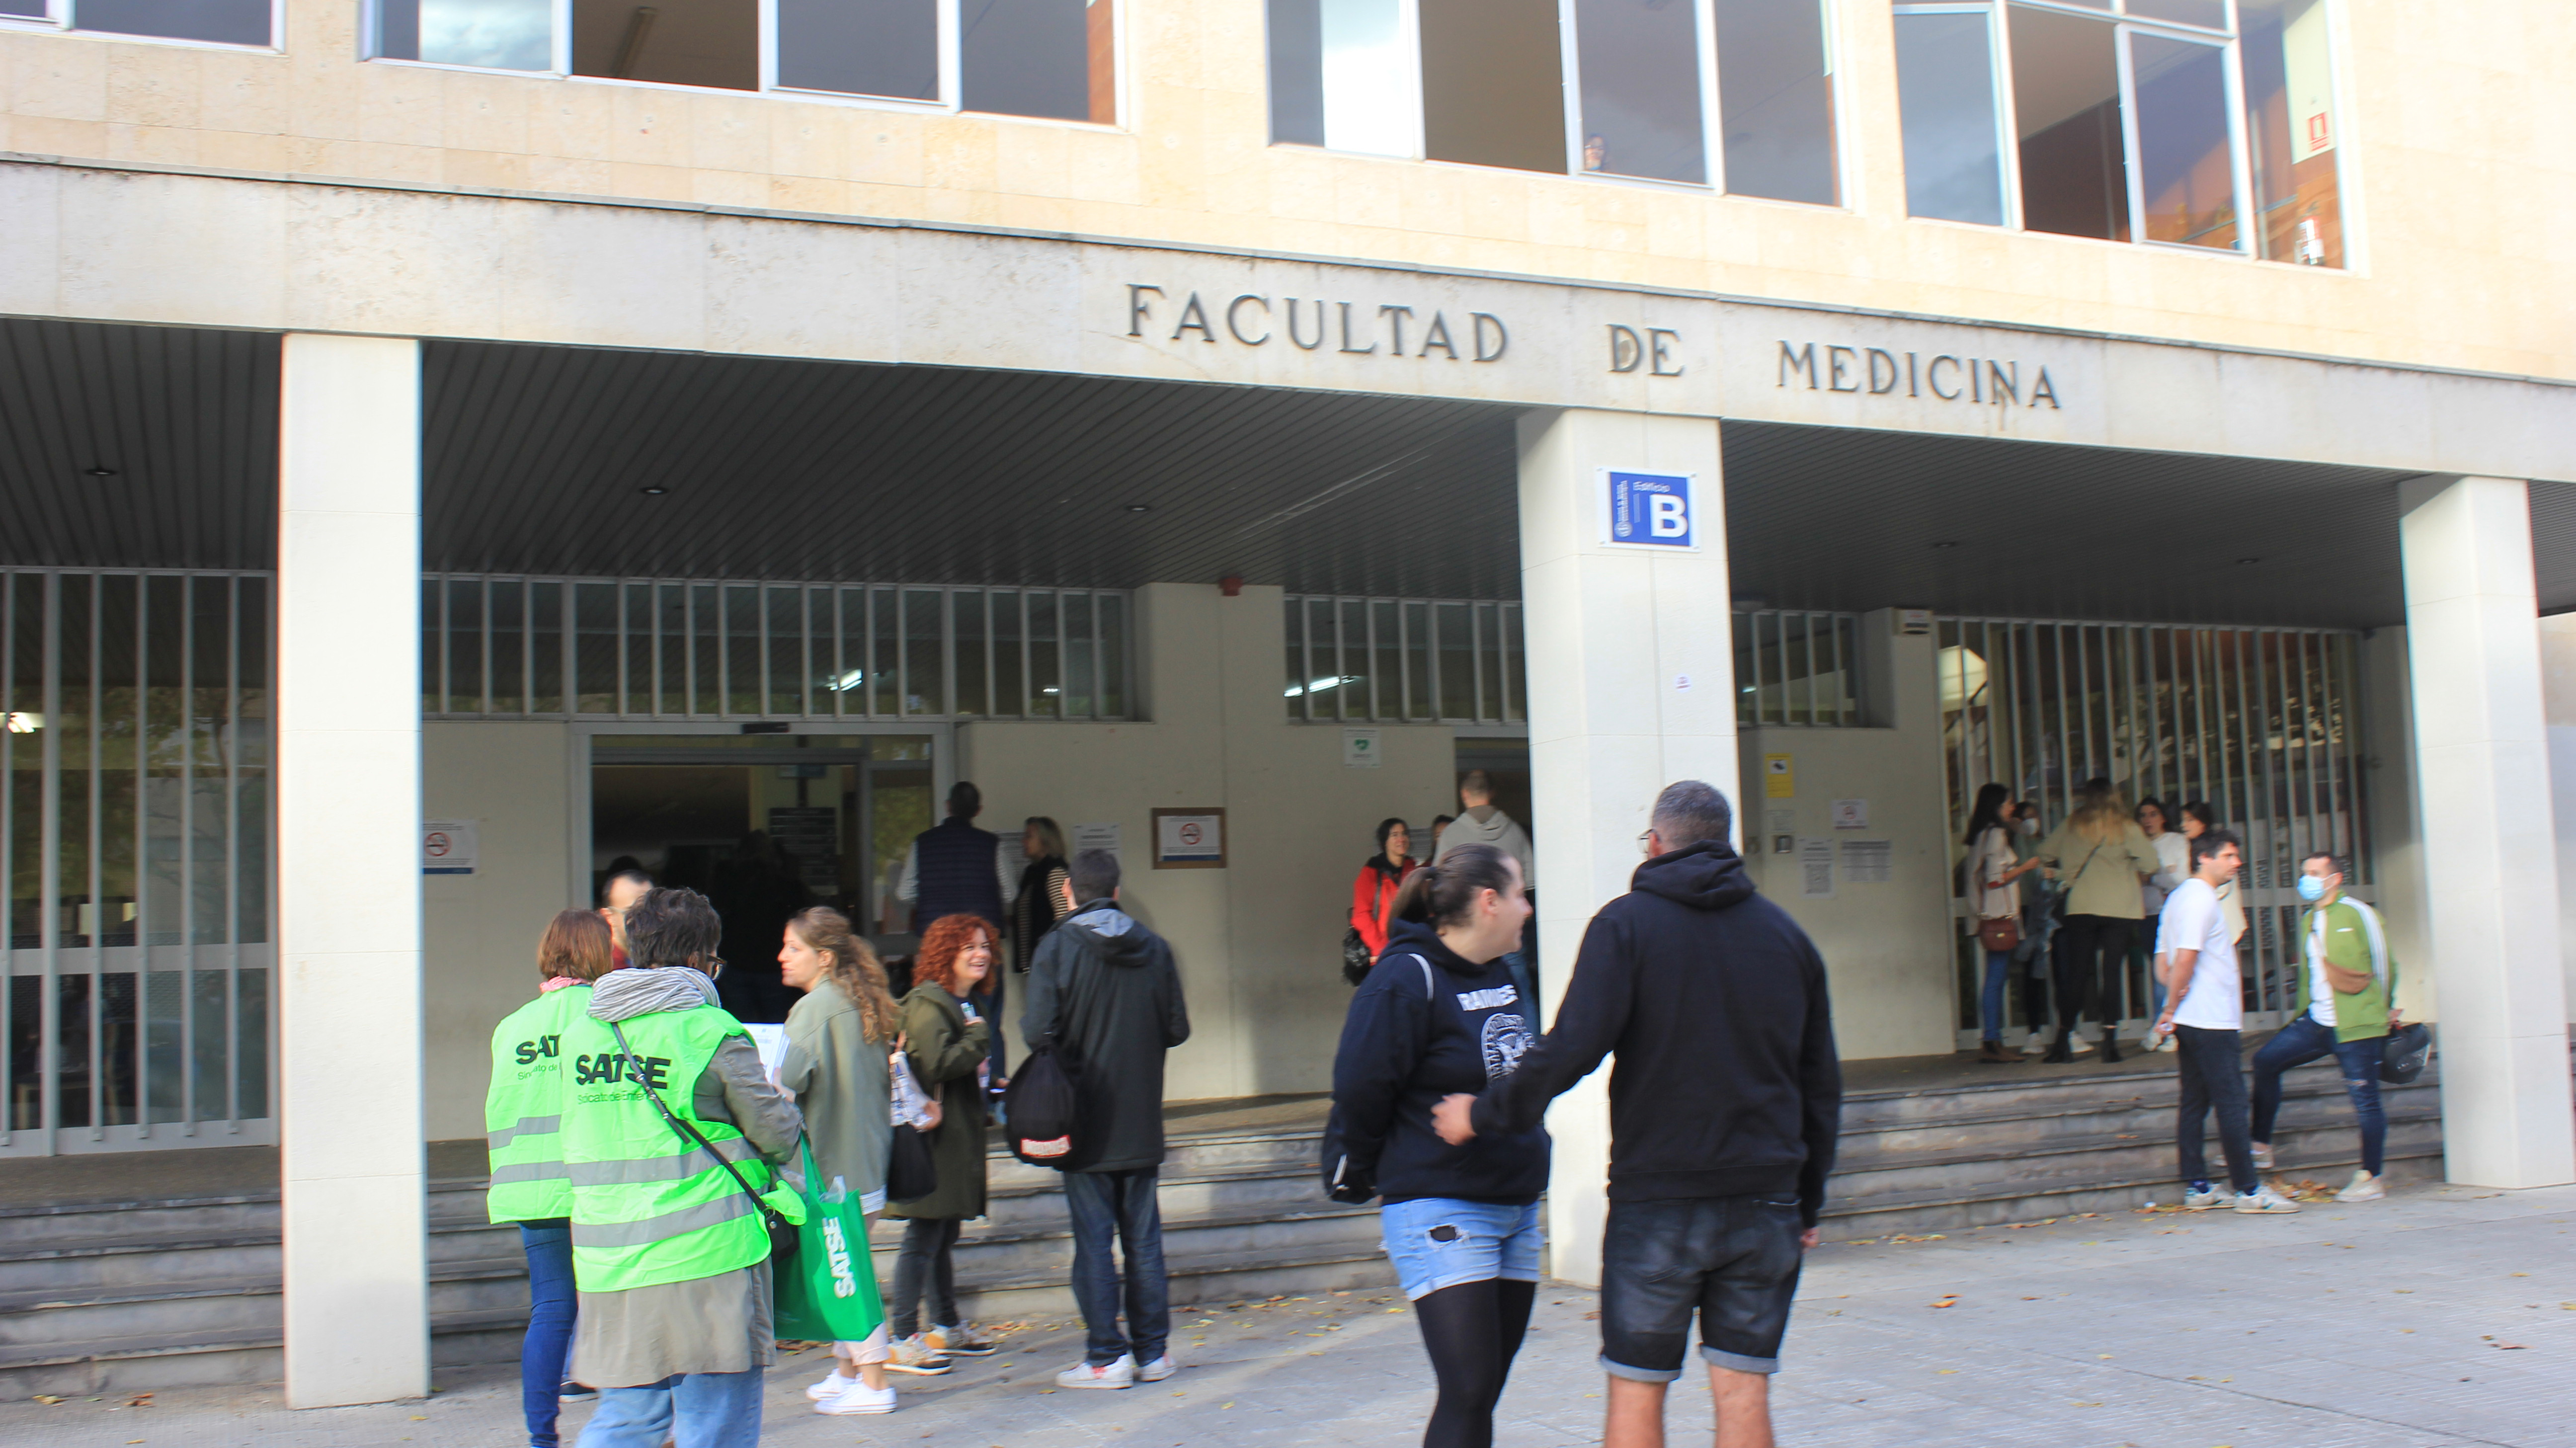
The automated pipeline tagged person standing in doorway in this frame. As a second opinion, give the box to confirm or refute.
[1438,773,1537,1003]
[2028,780,2161,1063]
[560,888,805,1448]
[2013,800,2062,1054]
[2250,853,2399,1204]
[2150,832,2301,1215]
[1428,814,1456,858]
[2176,802,2248,949]
[1434,782,1842,1448]
[898,782,1018,1097]
[1350,817,1422,964]
[486,910,616,1448]
[1965,786,2041,1063]
[776,906,906,1416]
[1010,816,1073,977]
[1023,850,1191,1389]
[1329,843,1544,1448]
[2135,800,2190,1051]
[599,866,652,971]
[886,914,1004,1371]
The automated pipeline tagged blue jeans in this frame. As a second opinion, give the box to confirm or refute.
[1978,950,2013,1043]
[1378,1198,1543,1300]
[2175,1025,2257,1195]
[519,1221,577,1448]
[574,1370,762,1448]
[1063,1167,1169,1367]
[1598,1196,1804,1379]
[2251,1013,2387,1175]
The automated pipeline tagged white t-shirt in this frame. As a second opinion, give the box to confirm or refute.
[2157,878,2240,1031]
[2305,912,2336,1025]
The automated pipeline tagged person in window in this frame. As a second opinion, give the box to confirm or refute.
[2026,779,2162,1063]
[1010,817,1073,977]
[1965,786,2042,1063]
[885,914,1001,1373]
[1350,818,1421,965]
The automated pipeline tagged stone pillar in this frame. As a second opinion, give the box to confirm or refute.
[2399,475,2575,1189]
[278,334,429,1406]
[1516,408,1734,1285]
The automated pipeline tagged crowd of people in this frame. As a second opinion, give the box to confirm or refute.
[485,763,2401,1448]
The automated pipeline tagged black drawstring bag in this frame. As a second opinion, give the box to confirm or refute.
[886,1122,939,1202]
[2380,1021,2432,1085]
[1003,952,1105,1170]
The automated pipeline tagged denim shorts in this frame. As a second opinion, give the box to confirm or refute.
[1599,1195,1805,1379]
[1378,1198,1543,1300]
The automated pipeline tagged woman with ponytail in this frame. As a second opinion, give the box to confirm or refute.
[1326,843,1546,1448]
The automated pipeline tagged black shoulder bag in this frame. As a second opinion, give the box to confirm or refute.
[1003,949,1108,1170]
[608,1021,799,1264]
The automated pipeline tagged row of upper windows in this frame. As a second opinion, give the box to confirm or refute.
[0,0,2344,269]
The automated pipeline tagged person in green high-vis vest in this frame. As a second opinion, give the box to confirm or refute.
[2251,851,2403,1205]
[560,887,804,1448]
[486,909,618,1448]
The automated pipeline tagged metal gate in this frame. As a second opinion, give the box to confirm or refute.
[1939,617,2372,1043]
[3,570,272,1154]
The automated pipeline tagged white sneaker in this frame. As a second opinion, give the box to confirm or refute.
[814,1380,898,1416]
[804,1368,856,1401]
[2181,1186,2237,1211]
[2336,1169,2386,1203]
[2235,1184,2304,1214]
[2022,1034,2052,1055]
[885,1334,954,1376]
[1056,1354,1136,1389]
[2250,1143,2276,1171]
[2067,1039,2095,1055]
[1136,1354,1176,1382]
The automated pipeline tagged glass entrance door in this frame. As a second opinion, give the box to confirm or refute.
[586,729,941,1022]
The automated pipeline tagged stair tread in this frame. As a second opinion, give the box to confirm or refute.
[0,1304,536,1370]
[929,1242,1391,1298]
[871,1198,1375,1253]
[1828,1110,2442,1173]
[1824,1141,2442,1217]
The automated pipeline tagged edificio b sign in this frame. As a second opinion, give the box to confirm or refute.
[1600,470,1696,550]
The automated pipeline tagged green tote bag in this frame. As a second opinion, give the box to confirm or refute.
[773,1140,888,1344]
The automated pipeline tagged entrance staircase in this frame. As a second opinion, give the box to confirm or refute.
[0,1044,2553,1394]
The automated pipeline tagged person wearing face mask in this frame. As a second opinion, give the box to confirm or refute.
[2247,853,2399,1204]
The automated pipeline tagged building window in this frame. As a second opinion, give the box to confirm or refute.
[1284,595,1524,724]
[1733,610,1863,727]
[1266,0,1841,199]
[423,574,1131,721]
[372,0,1117,122]
[1890,0,2344,265]
[0,0,271,47]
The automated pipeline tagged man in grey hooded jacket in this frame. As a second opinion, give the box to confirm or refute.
[1436,769,1538,1000]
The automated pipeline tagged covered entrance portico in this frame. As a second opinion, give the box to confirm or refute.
[4,158,2575,1406]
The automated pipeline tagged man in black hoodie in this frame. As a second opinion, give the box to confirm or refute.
[1023,849,1192,1390]
[1434,780,1840,1448]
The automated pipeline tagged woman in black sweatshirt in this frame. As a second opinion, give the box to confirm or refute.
[1326,842,1547,1448]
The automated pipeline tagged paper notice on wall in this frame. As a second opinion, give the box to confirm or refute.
[1343,727,1382,768]
[744,1024,790,1089]
[1764,754,1795,799]
[1798,838,1835,898]
[1841,839,1893,885]
[423,820,477,876]
[1073,822,1122,864]
[1830,799,1867,830]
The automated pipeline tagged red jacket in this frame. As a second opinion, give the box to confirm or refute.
[1349,858,1419,957]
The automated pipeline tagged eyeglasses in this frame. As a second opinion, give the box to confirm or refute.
[1636,830,1656,855]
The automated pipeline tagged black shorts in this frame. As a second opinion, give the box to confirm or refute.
[1598,1194,1805,1379]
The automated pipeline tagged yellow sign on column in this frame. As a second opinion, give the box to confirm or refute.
[1764,753,1794,799]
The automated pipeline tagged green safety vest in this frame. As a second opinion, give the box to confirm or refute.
[484,985,591,1224]
[558,1002,776,1293]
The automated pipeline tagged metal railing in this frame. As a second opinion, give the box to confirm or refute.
[1283,595,1527,724]
[1734,609,1865,727]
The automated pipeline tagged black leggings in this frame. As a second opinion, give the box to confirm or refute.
[2055,914,2137,1039]
[1413,1279,1536,1448]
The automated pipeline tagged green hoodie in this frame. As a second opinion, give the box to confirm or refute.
[2293,896,2395,1043]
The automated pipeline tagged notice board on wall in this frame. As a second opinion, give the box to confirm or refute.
[1152,809,1226,869]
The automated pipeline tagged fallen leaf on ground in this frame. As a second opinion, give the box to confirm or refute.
[1930,1296,1959,1309]
[2492,1343,2530,1350]
[31,1396,61,1405]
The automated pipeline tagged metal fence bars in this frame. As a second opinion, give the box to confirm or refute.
[1734,609,1865,727]
[2,570,272,1155]
[1283,595,1526,724]
[421,576,1132,721]
[1938,617,2369,1044]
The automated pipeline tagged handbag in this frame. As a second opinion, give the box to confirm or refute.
[2380,1021,2432,1085]
[607,1022,799,1264]
[773,1140,888,1343]
[1976,916,2021,953]
[886,1123,939,1203]
[1341,927,1375,986]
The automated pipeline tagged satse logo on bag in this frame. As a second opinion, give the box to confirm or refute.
[820,1218,858,1299]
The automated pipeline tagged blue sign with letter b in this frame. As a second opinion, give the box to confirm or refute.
[1604,471,1694,549]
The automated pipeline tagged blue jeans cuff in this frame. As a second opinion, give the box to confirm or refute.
[1600,1354,1683,1383]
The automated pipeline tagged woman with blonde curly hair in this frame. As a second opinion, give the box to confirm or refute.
[777,906,906,1415]
[884,912,1004,1368]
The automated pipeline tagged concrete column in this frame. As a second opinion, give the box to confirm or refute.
[277,333,429,1406]
[2399,475,2575,1190]
[1517,408,1733,1285]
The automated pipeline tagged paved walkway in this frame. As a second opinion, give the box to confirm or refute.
[8,1178,2574,1447]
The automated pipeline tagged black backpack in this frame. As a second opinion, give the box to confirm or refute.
[1002,952,1106,1170]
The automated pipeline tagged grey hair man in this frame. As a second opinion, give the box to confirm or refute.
[1433,780,1840,1448]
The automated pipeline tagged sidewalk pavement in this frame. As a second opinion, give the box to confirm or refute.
[6,1178,2573,1447]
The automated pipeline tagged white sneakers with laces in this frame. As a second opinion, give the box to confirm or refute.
[813,1379,898,1416]
[1136,1354,1177,1382]
[2180,1185,2238,1211]
[804,1368,855,1402]
[2234,1184,2304,1213]
[2336,1169,2386,1202]
[2250,1142,2276,1171]
[1056,1354,1137,1389]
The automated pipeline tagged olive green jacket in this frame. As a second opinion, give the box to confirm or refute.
[886,984,991,1220]
[2293,896,2397,1043]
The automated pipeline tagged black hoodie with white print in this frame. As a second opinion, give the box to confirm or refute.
[1328,918,1550,1205]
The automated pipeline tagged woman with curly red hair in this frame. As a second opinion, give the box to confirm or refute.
[884,913,1005,1370]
